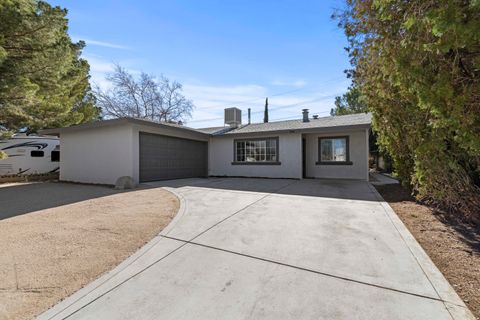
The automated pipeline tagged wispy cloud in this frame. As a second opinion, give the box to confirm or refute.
[72,36,130,50]
[82,58,349,127]
[181,83,267,126]
[81,54,114,90]
[271,79,307,88]
[83,54,143,90]
[183,84,267,108]
[85,54,115,73]
[182,81,348,128]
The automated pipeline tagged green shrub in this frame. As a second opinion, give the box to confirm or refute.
[336,0,480,224]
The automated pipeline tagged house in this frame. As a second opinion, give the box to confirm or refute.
[40,109,371,185]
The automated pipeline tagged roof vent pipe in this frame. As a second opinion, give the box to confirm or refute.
[302,109,310,122]
[313,115,319,120]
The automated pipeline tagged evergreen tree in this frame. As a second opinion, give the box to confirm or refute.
[263,97,269,123]
[0,0,100,133]
[336,0,480,223]
[330,84,367,116]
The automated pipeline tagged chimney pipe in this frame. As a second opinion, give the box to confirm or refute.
[248,108,251,124]
[302,109,310,122]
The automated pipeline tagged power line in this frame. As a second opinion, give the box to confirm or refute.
[268,115,301,122]
[197,87,306,111]
[187,117,224,123]
[187,95,337,124]
[193,75,349,111]
[268,110,331,122]
[250,94,338,115]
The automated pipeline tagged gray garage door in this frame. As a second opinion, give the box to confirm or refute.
[139,132,208,182]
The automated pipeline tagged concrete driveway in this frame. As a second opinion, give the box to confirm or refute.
[38,178,473,320]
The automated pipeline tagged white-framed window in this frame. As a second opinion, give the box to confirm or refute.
[234,137,279,164]
[318,136,351,164]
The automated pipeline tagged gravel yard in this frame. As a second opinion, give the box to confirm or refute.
[0,182,179,320]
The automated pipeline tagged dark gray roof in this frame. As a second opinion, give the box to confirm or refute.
[196,126,231,135]
[219,113,372,135]
[41,113,371,137]
[40,117,210,136]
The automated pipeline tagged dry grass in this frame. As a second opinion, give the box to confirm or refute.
[0,182,179,320]
[375,184,480,319]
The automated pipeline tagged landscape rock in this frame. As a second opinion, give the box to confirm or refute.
[114,176,135,190]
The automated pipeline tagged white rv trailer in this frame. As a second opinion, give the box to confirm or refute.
[0,134,60,175]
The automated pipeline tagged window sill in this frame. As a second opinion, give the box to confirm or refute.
[231,161,282,166]
[316,161,353,166]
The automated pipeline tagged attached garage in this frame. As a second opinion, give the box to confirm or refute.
[139,132,207,182]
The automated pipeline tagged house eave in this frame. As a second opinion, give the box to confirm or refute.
[216,123,371,137]
[39,117,211,138]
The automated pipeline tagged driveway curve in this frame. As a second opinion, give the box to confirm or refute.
[38,178,474,320]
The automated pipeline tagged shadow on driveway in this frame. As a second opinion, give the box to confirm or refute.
[0,182,137,220]
[144,177,379,202]
[1,178,378,221]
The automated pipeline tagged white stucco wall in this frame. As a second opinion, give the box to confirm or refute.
[59,120,368,184]
[60,124,136,185]
[304,129,369,180]
[209,132,302,179]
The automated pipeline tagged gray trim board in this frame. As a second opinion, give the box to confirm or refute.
[231,161,282,166]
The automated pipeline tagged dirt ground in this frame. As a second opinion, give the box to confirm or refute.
[375,184,480,319]
[0,182,179,320]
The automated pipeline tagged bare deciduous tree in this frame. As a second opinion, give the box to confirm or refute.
[94,64,194,123]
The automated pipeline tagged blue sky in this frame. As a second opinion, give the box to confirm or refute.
[52,0,351,128]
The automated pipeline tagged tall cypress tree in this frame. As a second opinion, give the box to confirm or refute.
[0,0,100,132]
[263,97,269,123]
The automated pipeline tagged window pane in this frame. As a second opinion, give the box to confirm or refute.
[236,141,245,161]
[254,141,261,161]
[334,138,346,161]
[237,148,244,161]
[246,141,254,161]
[267,139,276,162]
[321,139,333,161]
[260,141,266,161]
